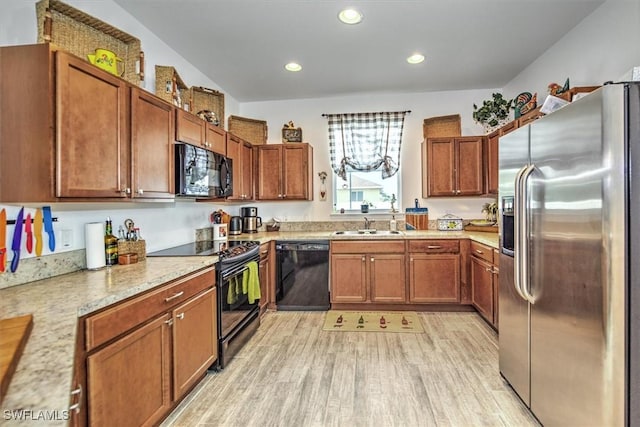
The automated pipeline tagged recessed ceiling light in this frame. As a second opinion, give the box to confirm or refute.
[285,62,302,72]
[407,53,425,64]
[338,8,363,24]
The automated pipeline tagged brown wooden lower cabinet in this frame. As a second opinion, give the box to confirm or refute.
[82,267,217,426]
[330,241,405,304]
[258,241,273,314]
[408,254,461,303]
[172,287,217,399]
[470,242,499,327]
[87,314,172,427]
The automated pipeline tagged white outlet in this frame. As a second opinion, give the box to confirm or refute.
[60,229,73,248]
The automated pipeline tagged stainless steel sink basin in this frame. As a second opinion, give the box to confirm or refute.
[332,230,405,236]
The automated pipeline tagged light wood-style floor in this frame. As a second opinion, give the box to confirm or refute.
[162,311,539,427]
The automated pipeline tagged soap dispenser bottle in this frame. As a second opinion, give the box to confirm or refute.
[390,215,397,231]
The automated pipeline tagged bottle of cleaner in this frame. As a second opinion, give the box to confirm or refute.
[390,215,397,231]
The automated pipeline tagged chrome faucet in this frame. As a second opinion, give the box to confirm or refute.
[364,217,375,230]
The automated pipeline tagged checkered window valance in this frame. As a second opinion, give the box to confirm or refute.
[325,111,408,181]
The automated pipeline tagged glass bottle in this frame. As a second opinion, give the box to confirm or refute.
[104,217,118,265]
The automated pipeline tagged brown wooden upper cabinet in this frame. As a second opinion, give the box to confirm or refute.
[226,133,254,200]
[175,110,226,155]
[256,143,313,200]
[0,44,175,202]
[422,136,484,197]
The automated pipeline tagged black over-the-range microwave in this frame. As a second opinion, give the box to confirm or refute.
[175,143,233,198]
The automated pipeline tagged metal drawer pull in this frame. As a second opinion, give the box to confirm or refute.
[164,319,173,325]
[485,267,493,272]
[177,313,185,320]
[427,245,442,249]
[69,403,80,413]
[164,291,184,302]
[475,249,484,254]
[371,257,375,262]
[70,386,82,396]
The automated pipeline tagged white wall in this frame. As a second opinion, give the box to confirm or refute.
[503,0,640,100]
[240,89,498,222]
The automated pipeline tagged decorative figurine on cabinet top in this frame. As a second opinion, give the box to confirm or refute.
[514,92,537,118]
[282,121,303,143]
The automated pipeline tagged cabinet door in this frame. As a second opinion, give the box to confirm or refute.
[176,109,205,146]
[131,88,175,199]
[256,145,282,200]
[240,141,254,200]
[425,138,455,196]
[282,144,309,200]
[369,254,406,303]
[330,254,367,303]
[486,131,499,195]
[258,244,270,314]
[471,256,494,323]
[408,254,461,303]
[172,288,217,400]
[456,136,484,195]
[87,314,171,427]
[205,123,226,154]
[56,51,128,198]
[226,133,242,200]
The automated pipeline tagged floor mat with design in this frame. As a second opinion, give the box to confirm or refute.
[322,310,424,333]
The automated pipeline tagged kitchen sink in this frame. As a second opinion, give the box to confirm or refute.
[332,230,405,236]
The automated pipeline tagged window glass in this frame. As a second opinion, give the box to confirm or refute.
[334,171,400,212]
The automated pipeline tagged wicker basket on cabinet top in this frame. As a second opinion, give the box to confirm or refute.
[423,114,462,139]
[190,86,225,127]
[155,65,189,107]
[228,115,268,145]
[36,0,144,85]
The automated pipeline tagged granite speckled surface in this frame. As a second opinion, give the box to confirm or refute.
[0,229,498,425]
[0,256,216,426]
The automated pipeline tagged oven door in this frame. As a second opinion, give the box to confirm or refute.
[218,260,259,339]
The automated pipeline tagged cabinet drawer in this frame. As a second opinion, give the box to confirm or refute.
[331,240,405,254]
[86,267,215,351]
[408,240,459,254]
[470,241,493,263]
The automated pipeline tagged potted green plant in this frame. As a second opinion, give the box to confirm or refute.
[360,201,372,213]
[473,93,514,132]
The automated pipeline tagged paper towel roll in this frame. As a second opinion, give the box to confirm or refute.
[85,222,106,270]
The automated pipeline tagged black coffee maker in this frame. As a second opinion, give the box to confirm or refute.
[240,206,262,233]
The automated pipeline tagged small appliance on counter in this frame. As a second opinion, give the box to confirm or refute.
[241,206,262,233]
[229,216,243,235]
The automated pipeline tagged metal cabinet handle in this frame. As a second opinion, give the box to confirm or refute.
[485,267,493,272]
[119,187,131,195]
[137,189,144,195]
[427,245,442,249]
[278,194,283,198]
[164,291,184,302]
[475,249,484,254]
[69,402,80,413]
[361,256,365,262]
[69,385,82,413]
[177,312,185,320]
[370,257,374,262]
[164,318,173,325]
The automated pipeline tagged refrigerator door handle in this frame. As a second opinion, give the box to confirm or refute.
[520,164,536,304]
[513,164,529,301]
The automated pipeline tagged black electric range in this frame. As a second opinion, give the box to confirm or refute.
[147,240,260,262]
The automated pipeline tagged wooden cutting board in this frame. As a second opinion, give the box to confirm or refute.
[464,224,499,233]
[0,314,33,404]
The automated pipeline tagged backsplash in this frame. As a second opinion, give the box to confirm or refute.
[0,250,86,290]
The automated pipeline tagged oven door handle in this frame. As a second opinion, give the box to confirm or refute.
[220,255,260,280]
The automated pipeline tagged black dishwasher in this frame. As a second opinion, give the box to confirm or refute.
[276,240,330,310]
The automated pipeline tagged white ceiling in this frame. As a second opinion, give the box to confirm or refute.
[113,0,604,102]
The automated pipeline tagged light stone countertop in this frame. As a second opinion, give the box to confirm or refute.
[0,256,216,426]
[0,230,498,425]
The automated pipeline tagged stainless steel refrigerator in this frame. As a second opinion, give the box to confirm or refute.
[498,82,640,426]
